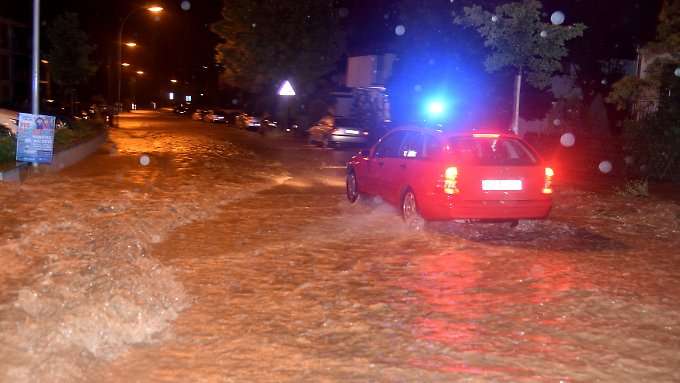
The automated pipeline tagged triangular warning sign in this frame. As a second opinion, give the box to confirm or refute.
[278,80,296,96]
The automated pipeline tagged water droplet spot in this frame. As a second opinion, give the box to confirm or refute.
[560,132,575,147]
[551,11,565,25]
[598,160,613,174]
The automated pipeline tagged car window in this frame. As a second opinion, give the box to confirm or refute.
[423,134,443,159]
[374,131,406,158]
[335,118,356,127]
[448,137,538,166]
[399,131,423,159]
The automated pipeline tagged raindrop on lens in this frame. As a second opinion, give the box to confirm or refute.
[553,118,561,126]
[395,25,406,36]
[232,99,239,105]
[601,79,607,85]
[624,155,634,165]
[551,11,565,25]
[180,1,191,11]
[540,30,548,38]
[675,67,680,77]
[491,15,498,22]
[251,23,256,28]
[598,160,613,174]
[139,154,151,166]
[560,132,575,147]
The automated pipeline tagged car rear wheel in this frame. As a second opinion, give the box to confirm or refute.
[402,190,425,231]
[346,171,361,203]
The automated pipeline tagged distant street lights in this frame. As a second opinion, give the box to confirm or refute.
[136,70,145,75]
[117,5,162,109]
[170,79,178,83]
[121,62,131,67]
[124,41,137,47]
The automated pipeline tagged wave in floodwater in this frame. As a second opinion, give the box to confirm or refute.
[0,128,289,382]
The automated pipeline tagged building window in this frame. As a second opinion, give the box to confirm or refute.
[0,84,9,103]
[0,55,10,81]
[0,23,8,49]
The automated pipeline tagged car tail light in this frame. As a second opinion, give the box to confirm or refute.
[472,133,500,138]
[542,167,554,194]
[444,166,459,195]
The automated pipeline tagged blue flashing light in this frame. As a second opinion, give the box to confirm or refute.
[427,100,445,116]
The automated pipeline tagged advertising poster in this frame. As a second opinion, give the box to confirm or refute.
[16,113,56,164]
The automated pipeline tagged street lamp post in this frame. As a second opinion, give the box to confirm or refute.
[117,5,162,111]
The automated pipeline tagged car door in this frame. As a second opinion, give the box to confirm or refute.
[365,132,399,195]
[386,131,424,204]
[370,131,407,204]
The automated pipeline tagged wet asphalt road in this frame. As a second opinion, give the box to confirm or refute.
[1,111,679,382]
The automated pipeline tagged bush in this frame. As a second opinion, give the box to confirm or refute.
[615,179,649,198]
[0,136,16,164]
[0,119,105,165]
[620,66,680,181]
[54,119,105,150]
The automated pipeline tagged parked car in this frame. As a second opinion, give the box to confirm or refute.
[203,109,228,123]
[0,108,19,135]
[308,117,370,148]
[222,110,242,125]
[235,113,262,131]
[191,109,208,121]
[346,128,554,230]
[174,104,192,115]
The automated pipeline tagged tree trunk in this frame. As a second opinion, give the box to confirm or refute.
[511,69,522,135]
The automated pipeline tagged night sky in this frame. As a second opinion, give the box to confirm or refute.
[1,0,663,105]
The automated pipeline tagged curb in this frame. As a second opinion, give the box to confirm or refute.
[0,131,108,182]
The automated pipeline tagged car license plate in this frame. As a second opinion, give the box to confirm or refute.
[482,180,522,191]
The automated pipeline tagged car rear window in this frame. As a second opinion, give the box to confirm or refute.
[448,137,537,166]
[335,118,356,127]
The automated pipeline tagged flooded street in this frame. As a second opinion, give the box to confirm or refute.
[1,111,680,382]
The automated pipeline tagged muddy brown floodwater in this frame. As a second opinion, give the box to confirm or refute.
[1,111,679,382]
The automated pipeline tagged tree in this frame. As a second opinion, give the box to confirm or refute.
[455,0,585,133]
[46,13,97,113]
[607,0,680,180]
[211,0,345,106]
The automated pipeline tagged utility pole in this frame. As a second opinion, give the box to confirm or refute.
[31,0,40,115]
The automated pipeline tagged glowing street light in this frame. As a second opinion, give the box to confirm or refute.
[117,5,164,107]
[125,41,137,47]
[40,59,49,64]
[121,62,131,67]
[136,70,145,75]
[170,79,178,83]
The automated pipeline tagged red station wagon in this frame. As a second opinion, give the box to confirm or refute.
[346,127,554,229]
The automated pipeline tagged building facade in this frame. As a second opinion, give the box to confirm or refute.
[0,17,30,107]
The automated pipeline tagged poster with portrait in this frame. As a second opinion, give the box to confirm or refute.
[16,113,56,164]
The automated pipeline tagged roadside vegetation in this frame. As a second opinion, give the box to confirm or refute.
[0,119,106,166]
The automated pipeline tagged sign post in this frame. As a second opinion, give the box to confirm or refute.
[278,80,296,132]
[16,113,56,164]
